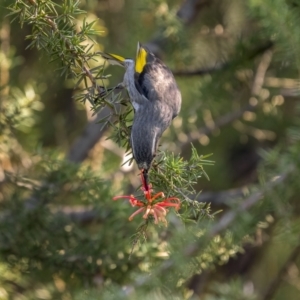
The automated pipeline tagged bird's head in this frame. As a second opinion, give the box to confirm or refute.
[137,161,153,173]
[99,42,149,72]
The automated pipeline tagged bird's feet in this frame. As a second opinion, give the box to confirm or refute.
[98,83,125,98]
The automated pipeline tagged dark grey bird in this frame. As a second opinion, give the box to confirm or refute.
[99,42,181,190]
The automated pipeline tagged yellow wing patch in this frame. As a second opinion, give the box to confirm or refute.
[135,46,147,73]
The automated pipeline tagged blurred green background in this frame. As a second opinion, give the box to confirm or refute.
[1,0,300,299]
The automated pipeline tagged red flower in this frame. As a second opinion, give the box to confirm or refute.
[113,184,180,225]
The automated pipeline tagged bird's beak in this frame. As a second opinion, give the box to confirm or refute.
[99,52,125,67]
[141,169,150,192]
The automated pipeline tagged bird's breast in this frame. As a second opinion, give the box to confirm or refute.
[132,101,140,112]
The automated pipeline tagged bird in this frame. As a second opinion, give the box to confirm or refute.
[99,42,182,190]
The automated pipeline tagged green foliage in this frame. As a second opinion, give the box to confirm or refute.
[1,0,300,299]
[8,0,112,113]
[248,0,300,68]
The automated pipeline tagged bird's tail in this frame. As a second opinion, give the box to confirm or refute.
[98,52,125,67]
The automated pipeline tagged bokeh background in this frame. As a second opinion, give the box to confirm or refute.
[1,0,300,299]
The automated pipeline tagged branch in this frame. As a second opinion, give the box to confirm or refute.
[176,0,211,25]
[195,187,247,205]
[181,102,258,149]
[263,242,300,300]
[66,107,111,163]
[25,0,104,95]
[145,0,212,55]
[207,171,291,238]
[10,186,245,226]
[181,49,273,148]
[173,41,273,77]
[53,187,246,225]
[0,200,106,227]
[251,50,273,96]
[173,63,226,76]
[51,205,104,225]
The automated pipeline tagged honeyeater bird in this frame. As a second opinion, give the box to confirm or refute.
[99,42,181,190]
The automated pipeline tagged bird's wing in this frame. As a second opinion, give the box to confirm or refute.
[134,45,181,119]
[134,47,177,102]
[98,51,125,67]
[134,44,156,98]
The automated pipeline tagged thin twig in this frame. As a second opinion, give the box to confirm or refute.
[181,102,258,149]
[183,167,293,258]
[251,50,273,96]
[195,187,247,205]
[51,205,104,225]
[263,242,300,300]
[173,64,226,76]
[207,170,291,238]
[176,0,211,24]
[67,106,111,163]
[173,42,273,77]
[26,0,106,101]
[0,186,246,226]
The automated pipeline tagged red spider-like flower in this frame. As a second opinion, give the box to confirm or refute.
[113,173,180,225]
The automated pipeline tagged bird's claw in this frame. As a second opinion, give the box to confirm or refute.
[97,83,125,98]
